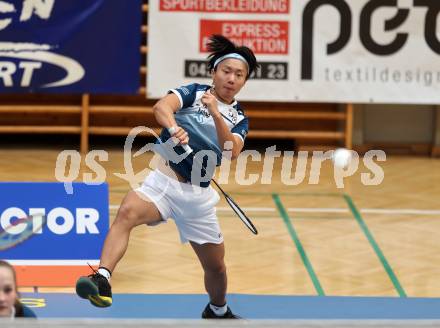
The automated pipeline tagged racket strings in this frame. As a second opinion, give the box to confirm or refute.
[225,197,258,234]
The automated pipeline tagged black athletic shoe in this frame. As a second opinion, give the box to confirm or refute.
[76,267,112,308]
[201,303,241,319]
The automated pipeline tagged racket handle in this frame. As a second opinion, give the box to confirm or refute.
[167,126,193,155]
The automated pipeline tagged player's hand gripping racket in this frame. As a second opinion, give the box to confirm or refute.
[168,127,258,235]
[0,213,46,250]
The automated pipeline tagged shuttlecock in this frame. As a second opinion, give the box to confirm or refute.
[332,148,352,168]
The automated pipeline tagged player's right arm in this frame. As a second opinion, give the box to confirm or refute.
[153,93,189,145]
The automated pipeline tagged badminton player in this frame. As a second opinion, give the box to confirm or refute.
[76,34,258,319]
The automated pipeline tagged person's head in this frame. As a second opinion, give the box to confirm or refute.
[0,260,19,317]
[207,35,258,103]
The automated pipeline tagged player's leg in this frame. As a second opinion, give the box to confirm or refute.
[76,190,163,307]
[100,190,162,271]
[190,241,240,319]
[191,241,226,305]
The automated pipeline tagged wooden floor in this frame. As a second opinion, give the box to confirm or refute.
[1,146,439,297]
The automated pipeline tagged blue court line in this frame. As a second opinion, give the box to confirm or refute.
[23,293,440,319]
[343,194,407,297]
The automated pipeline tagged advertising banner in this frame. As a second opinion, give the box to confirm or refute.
[0,0,142,94]
[148,0,440,104]
[0,182,109,286]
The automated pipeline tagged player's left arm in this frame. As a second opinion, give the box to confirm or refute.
[213,115,244,160]
[201,91,244,160]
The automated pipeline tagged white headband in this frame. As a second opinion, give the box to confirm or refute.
[213,53,249,71]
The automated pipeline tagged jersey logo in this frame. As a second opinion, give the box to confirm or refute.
[179,86,190,95]
[196,105,211,118]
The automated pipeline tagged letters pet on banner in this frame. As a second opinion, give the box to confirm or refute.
[0,182,109,286]
[148,0,440,104]
[0,0,142,94]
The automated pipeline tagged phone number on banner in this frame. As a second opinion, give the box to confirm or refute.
[184,60,288,80]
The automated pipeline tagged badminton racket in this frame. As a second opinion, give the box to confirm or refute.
[0,213,46,251]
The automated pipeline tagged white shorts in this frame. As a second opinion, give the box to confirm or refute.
[135,169,222,244]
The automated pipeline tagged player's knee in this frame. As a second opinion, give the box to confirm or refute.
[115,204,139,228]
[205,262,226,276]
